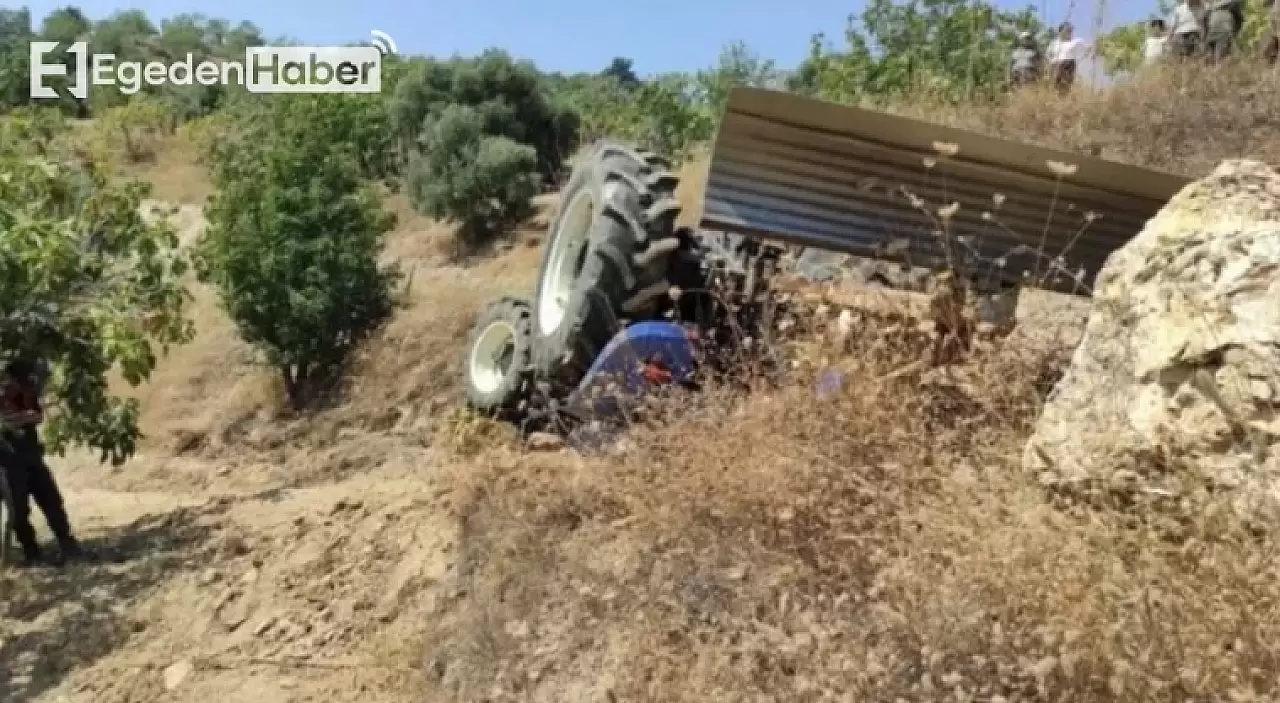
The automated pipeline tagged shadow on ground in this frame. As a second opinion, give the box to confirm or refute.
[0,502,222,702]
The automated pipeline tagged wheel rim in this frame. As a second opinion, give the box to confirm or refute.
[538,189,595,337]
[469,320,518,394]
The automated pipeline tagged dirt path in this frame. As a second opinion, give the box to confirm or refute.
[1,442,460,703]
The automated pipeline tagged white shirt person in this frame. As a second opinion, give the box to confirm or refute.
[1143,18,1169,65]
[1046,22,1090,92]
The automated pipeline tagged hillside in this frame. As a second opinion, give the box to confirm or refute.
[4,101,1278,701]
[0,137,540,701]
[4,7,1280,700]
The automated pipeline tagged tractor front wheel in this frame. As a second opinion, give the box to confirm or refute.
[462,297,534,417]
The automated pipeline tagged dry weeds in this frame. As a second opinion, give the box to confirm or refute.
[119,133,214,205]
[426,304,1280,701]
[892,59,1280,176]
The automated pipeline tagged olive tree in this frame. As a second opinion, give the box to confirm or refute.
[389,50,579,182]
[407,103,539,254]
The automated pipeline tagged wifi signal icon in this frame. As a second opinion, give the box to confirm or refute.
[369,30,398,55]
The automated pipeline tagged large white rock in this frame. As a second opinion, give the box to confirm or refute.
[1025,160,1280,520]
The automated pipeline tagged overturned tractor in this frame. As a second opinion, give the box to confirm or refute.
[462,87,1188,435]
[463,139,783,435]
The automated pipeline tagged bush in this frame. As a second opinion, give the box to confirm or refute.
[90,95,174,164]
[338,94,400,184]
[196,95,399,410]
[0,127,192,464]
[177,110,240,165]
[407,104,539,254]
[1,105,71,154]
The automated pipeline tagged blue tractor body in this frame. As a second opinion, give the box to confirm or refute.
[564,320,699,418]
[559,320,700,454]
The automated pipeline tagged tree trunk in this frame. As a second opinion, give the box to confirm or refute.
[280,365,305,410]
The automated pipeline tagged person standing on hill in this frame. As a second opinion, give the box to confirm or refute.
[1205,0,1245,61]
[1169,0,1206,58]
[1264,0,1280,64]
[1009,31,1042,87]
[1046,22,1087,92]
[0,357,82,567]
[1144,18,1169,65]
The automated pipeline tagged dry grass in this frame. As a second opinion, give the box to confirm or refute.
[673,146,710,228]
[891,59,1280,176]
[424,308,1280,702]
[124,188,549,468]
[118,133,213,205]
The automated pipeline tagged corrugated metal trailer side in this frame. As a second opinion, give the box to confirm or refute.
[699,87,1190,295]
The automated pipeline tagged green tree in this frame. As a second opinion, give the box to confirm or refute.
[1,106,70,153]
[793,2,1044,104]
[407,103,539,254]
[89,9,157,64]
[91,94,174,163]
[322,85,400,183]
[40,7,91,45]
[0,9,34,109]
[197,95,399,409]
[696,41,780,115]
[380,53,412,100]
[0,123,193,464]
[85,9,158,110]
[601,57,640,90]
[547,45,764,161]
[634,73,714,157]
[548,72,637,144]
[787,30,877,100]
[1096,22,1146,76]
[389,50,579,182]
[32,6,91,115]
[1097,1,1172,75]
[149,14,226,118]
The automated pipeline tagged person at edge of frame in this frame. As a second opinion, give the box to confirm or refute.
[1263,0,1280,64]
[0,356,84,567]
[1205,0,1246,63]
[1144,18,1169,66]
[1169,0,1206,59]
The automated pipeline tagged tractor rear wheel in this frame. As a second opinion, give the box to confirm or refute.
[531,140,682,390]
